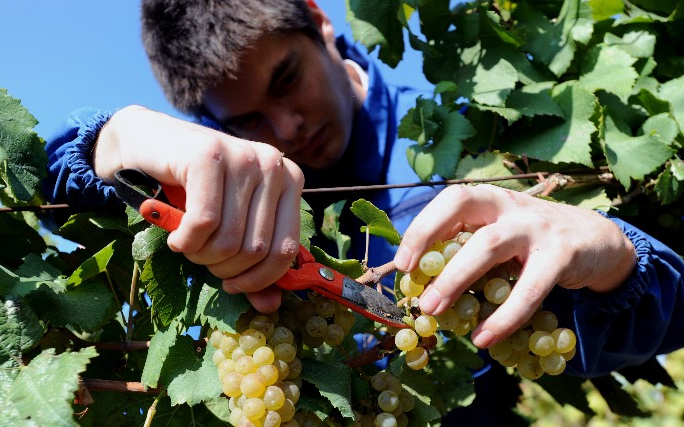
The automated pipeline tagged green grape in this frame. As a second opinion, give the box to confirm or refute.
[394,329,419,351]
[324,323,345,346]
[435,307,459,330]
[374,412,398,427]
[282,381,301,404]
[409,268,431,286]
[334,310,355,333]
[398,390,415,412]
[453,293,480,320]
[229,407,244,426]
[209,329,223,349]
[441,240,462,262]
[263,410,282,427]
[287,358,302,379]
[213,347,228,366]
[236,355,257,375]
[274,343,297,363]
[218,359,237,382]
[220,334,240,355]
[263,385,286,410]
[405,347,429,370]
[528,331,555,357]
[384,376,403,395]
[560,346,576,361]
[540,352,566,375]
[268,326,295,346]
[399,274,424,298]
[396,413,409,427]
[315,298,337,318]
[240,329,267,355]
[488,340,513,362]
[256,364,279,386]
[274,359,290,382]
[551,328,577,353]
[414,314,437,337]
[500,349,523,368]
[276,399,296,422]
[231,347,248,362]
[377,390,400,412]
[249,315,276,339]
[484,278,511,304]
[418,251,446,276]
[455,231,474,245]
[240,373,266,398]
[517,352,543,380]
[243,397,266,421]
[451,318,472,336]
[370,371,391,391]
[509,329,532,352]
[531,310,558,332]
[253,346,276,366]
[305,315,328,338]
[222,371,244,398]
[295,300,316,322]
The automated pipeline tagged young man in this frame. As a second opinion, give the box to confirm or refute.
[45,0,684,379]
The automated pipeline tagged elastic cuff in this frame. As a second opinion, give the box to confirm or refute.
[574,212,651,315]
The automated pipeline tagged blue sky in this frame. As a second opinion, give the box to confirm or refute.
[0,1,431,138]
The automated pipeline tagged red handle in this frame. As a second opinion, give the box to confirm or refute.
[140,199,184,232]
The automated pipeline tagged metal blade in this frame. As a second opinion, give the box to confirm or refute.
[340,277,407,328]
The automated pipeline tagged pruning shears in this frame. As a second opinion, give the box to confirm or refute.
[113,168,407,329]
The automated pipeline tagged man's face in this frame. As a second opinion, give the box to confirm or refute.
[203,31,362,169]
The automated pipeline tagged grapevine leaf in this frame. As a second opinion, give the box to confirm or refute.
[161,338,223,406]
[579,45,638,102]
[0,254,66,297]
[455,152,529,192]
[639,113,680,145]
[551,186,612,211]
[671,156,684,181]
[66,240,115,287]
[310,245,365,279]
[0,213,47,267]
[27,278,118,333]
[0,357,21,421]
[195,277,251,334]
[658,75,684,134]
[141,321,179,389]
[71,391,147,427]
[132,226,169,261]
[140,248,189,326]
[471,57,518,107]
[655,167,683,205]
[0,297,44,357]
[346,0,404,68]
[589,0,625,20]
[476,82,565,125]
[0,89,47,202]
[602,112,674,189]
[321,200,351,260]
[8,347,97,427]
[406,392,442,427]
[604,31,656,58]
[58,212,127,252]
[202,397,233,423]
[505,82,597,166]
[300,359,354,418]
[297,392,334,423]
[350,199,401,246]
[397,98,439,146]
[300,198,316,248]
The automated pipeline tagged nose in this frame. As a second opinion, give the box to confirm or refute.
[267,104,304,144]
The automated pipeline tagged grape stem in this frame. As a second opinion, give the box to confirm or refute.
[344,334,398,369]
[356,261,396,286]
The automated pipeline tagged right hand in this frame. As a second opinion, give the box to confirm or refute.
[95,106,305,312]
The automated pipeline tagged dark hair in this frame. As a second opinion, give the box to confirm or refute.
[141,0,322,116]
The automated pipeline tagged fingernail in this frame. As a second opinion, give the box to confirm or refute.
[394,246,412,271]
[472,329,494,348]
[419,287,441,314]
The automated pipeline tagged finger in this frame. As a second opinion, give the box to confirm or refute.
[220,160,302,291]
[242,286,283,314]
[394,185,511,272]
[418,222,528,315]
[470,252,557,348]
[167,145,227,254]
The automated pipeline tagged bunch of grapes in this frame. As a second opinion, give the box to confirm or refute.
[394,232,578,378]
[208,293,358,427]
[352,371,416,427]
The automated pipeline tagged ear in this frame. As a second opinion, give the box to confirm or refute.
[307,1,336,44]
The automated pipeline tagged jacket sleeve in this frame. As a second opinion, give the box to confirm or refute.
[546,212,684,378]
[42,108,123,227]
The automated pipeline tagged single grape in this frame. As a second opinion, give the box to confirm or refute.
[334,310,355,333]
[517,352,543,380]
[253,346,276,366]
[560,346,577,361]
[236,355,257,375]
[276,399,296,422]
[220,334,240,355]
[324,323,345,346]
[441,241,462,262]
[274,359,290,382]
[398,390,415,412]
[405,347,429,370]
[239,329,267,355]
[414,314,437,337]
[528,331,555,357]
[240,373,266,398]
[243,397,266,421]
[222,371,244,398]
[374,412,398,427]
[263,385,286,410]
[509,329,532,352]
[455,232,473,245]
[531,310,558,332]
[488,340,513,362]
[256,364,279,386]
[213,347,227,366]
[378,390,400,412]
[295,300,316,322]
[370,372,391,391]
[287,358,303,379]
[274,343,297,363]
[209,329,223,349]
[282,381,301,404]
[305,316,328,338]
[435,307,460,330]
[263,410,282,427]
[453,293,480,320]
[409,268,431,287]
[268,326,295,346]
[399,275,424,298]
[484,278,511,304]
[315,298,337,318]
[384,376,403,395]
[394,329,419,351]
[418,251,446,276]
[249,315,275,339]
[540,352,566,375]
[551,328,577,353]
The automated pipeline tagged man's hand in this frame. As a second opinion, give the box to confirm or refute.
[393,184,636,349]
[96,106,304,313]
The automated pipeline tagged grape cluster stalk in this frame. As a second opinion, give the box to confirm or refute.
[393,232,577,378]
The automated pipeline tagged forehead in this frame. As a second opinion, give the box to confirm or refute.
[202,32,314,121]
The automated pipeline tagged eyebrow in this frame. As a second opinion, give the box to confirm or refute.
[268,50,298,96]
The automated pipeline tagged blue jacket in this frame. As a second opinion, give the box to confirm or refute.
[44,36,684,379]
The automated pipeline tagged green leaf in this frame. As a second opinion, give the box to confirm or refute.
[140,248,189,326]
[505,82,597,166]
[310,245,365,279]
[455,152,529,192]
[8,347,97,427]
[159,336,223,406]
[536,374,595,415]
[658,75,684,135]
[0,254,66,298]
[346,0,404,67]
[300,359,354,418]
[321,201,351,260]
[604,31,656,58]
[602,112,674,189]
[300,198,317,248]
[472,57,519,107]
[551,186,612,211]
[132,226,170,261]
[589,0,624,20]
[350,199,402,246]
[0,297,44,357]
[141,321,179,389]
[655,167,683,205]
[671,155,684,181]
[579,45,639,102]
[0,214,47,267]
[0,89,47,202]
[67,240,115,287]
[476,82,565,125]
[195,277,251,334]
